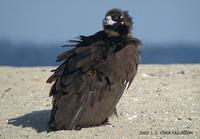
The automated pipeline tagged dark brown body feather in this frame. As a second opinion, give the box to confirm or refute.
[47,30,141,131]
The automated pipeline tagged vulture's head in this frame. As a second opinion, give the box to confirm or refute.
[103,8,133,37]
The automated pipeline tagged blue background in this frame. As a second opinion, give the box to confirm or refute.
[0,0,200,66]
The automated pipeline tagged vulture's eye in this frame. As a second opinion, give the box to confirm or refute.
[112,15,120,21]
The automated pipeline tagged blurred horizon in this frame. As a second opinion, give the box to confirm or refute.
[0,0,200,66]
[1,40,200,66]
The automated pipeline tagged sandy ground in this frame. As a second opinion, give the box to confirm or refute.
[0,65,200,139]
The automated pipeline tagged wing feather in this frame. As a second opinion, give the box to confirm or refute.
[47,34,141,130]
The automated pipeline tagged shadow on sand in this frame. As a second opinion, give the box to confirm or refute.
[8,110,51,133]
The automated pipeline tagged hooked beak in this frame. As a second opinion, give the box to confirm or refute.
[103,16,117,26]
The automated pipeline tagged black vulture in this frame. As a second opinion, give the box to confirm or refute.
[47,8,142,131]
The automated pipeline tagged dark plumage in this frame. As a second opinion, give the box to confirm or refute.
[47,8,142,131]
